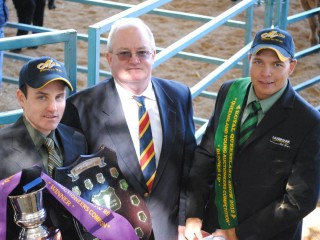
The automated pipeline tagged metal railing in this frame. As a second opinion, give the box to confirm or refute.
[1,0,319,141]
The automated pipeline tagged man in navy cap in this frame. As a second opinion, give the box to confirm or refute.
[185,28,320,240]
[0,56,87,239]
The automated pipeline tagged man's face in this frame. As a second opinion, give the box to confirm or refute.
[249,49,297,100]
[106,26,156,94]
[17,81,67,136]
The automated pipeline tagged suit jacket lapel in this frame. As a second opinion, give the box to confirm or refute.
[56,125,81,166]
[151,78,176,189]
[57,126,72,166]
[102,79,147,192]
[11,117,44,171]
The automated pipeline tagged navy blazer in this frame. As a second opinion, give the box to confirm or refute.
[186,80,320,240]
[0,116,87,240]
[62,77,197,239]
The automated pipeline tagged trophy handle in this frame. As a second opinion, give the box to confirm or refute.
[49,229,63,240]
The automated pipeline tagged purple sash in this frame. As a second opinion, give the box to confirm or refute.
[0,171,138,240]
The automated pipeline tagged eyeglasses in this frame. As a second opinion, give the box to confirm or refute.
[114,50,153,61]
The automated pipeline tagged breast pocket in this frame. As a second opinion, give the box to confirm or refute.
[265,143,294,178]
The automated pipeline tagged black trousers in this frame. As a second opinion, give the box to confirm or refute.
[12,0,46,36]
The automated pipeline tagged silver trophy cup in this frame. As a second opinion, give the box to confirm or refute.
[8,183,56,240]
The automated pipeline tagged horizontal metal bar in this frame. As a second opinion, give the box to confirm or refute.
[293,75,320,92]
[0,109,23,125]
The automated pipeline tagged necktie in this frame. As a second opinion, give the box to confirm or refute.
[44,137,62,176]
[134,96,156,192]
[239,101,261,148]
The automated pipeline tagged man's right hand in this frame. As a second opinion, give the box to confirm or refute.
[185,218,203,240]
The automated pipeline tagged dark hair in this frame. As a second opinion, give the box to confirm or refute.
[20,85,28,97]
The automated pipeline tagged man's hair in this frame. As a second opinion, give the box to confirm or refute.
[107,18,156,53]
[20,85,28,97]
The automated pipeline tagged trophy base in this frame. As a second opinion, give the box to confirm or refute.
[19,228,62,240]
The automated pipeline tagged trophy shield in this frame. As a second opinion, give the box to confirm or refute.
[54,145,152,240]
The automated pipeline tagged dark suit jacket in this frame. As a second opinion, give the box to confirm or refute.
[62,77,197,239]
[186,80,320,240]
[0,116,87,240]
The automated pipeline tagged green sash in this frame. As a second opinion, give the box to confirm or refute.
[214,77,251,229]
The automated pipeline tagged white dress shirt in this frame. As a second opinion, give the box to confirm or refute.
[115,81,162,166]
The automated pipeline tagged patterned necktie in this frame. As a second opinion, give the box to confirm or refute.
[134,96,156,192]
[44,137,62,176]
[239,101,261,148]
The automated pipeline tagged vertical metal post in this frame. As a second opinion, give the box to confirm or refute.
[279,0,290,29]
[64,30,78,94]
[87,26,101,87]
[264,0,275,27]
[242,2,255,77]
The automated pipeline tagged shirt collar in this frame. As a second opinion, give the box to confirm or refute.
[247,80,288,113]
[115,79,156,101]
[23,116,58,149]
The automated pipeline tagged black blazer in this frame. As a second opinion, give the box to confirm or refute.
[0,116,87,240]
[62,77,197,239]
[186,80,320,240]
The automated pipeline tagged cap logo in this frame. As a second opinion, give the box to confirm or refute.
[37,59,62,72]
[261,30,285,43]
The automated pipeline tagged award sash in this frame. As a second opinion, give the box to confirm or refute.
[0,171,139,240]
[214,77,251,229]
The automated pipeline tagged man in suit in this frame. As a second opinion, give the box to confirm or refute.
[185,28,320,240]
[61,17,197,240]
[0,56,87,239]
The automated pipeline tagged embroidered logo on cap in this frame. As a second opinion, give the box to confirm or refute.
[37,59,62,72]
[261,30,286,43]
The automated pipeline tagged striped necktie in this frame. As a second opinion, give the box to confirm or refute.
[44,137,62,177]
[134,96,156,192]
[239,101,261,148]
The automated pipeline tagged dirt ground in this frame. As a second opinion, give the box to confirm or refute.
[0,0,319,238]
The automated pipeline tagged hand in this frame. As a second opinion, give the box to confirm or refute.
[178,225,186,240]
[212,228,238,240]
[185,218,203,239]
[48,0,56,10]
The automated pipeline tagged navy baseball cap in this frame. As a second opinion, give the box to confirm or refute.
[250,28,295,61]
[19,56,73,91]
